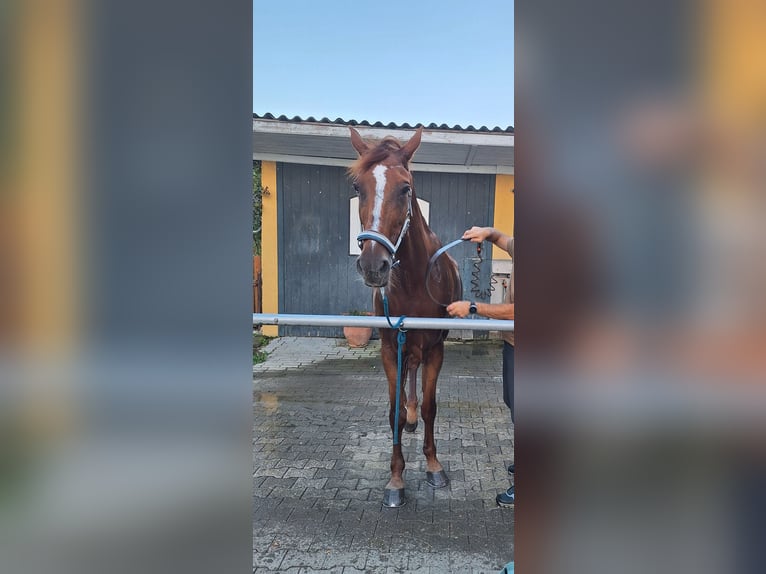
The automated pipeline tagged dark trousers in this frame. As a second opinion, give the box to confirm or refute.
[503,342,514,422]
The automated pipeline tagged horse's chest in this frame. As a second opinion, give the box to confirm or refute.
[376,292,444,319]
[380,328,444,358]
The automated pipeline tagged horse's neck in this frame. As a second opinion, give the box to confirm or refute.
[395,210,434,279]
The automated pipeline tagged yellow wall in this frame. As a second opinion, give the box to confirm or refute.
[492,174,514,259]
[706,0,766,128]
[16,0,80,352]
[3,0,81,444]
[260,161,279,336]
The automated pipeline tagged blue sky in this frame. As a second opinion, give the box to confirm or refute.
[253,0,513,128]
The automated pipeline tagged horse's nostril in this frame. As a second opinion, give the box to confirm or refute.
[378,259,390,274]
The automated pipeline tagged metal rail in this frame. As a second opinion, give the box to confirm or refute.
[253,313,514,331]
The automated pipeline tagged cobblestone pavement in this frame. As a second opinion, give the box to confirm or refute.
[254,337,514,573]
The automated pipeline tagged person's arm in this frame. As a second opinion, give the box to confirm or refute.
[446,301,514,320]
[461,226,512,256]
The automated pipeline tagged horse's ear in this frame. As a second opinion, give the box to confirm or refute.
[400,127,423,162]
[349,128,369,156]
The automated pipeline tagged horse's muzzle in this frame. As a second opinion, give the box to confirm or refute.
[356,254,391,287]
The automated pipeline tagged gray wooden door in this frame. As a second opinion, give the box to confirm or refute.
[277,163,495,336]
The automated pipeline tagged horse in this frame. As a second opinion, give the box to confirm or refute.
[348,126,462,507]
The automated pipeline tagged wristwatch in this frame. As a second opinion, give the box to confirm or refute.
[469,301,478,315]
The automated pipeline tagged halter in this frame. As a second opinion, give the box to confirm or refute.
[356,199,412,265]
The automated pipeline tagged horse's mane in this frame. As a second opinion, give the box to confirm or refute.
[347,137,408,180]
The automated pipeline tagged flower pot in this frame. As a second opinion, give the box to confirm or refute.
[343,325,373,348]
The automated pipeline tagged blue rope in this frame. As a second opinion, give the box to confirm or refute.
[393,329,407,445]
[382,293,406,446]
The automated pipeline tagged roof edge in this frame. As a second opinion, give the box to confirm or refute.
[253,112,514,134]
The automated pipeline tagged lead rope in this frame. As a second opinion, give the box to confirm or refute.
[382,289,407,446]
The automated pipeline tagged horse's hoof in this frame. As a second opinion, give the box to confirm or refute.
[404,421,418,433]
[382,488,406,508]
[426,470,450,489]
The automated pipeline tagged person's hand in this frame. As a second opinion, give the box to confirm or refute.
[461,226,493,244]
[446,301,471,318]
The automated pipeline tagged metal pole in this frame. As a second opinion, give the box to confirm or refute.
[253,313,514,331]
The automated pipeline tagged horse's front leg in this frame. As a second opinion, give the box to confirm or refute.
[381,342,407,507]
[422,343,449,488]
[404,365,419,433]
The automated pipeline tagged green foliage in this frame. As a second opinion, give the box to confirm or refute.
[253,350,268,364]
[347,310,372,316]
[252,332,273,364]
[253,161,263,255]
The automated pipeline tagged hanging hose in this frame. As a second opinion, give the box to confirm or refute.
[469,243,497,300]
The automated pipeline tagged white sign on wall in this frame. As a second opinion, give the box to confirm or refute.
[349,197,430,255]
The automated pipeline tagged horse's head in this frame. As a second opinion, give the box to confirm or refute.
[348,127,423,288]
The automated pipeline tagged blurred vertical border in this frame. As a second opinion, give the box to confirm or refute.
[516,1,766,573]
[1,2,253,574]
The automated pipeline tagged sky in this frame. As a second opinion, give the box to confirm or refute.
[253,0,514,129]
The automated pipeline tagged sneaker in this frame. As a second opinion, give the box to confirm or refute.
[496,485,515,507]
[507,463,515,476]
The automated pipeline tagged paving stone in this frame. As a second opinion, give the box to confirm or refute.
[324,478,359,491]
[252,533,276,554]
[320,550,367,570]
[424,552,451,572]
[362,551,396,572]
[254,467,289,478]
[312,498,351,513]
[283,467,317,479]
[335,488,371,501]
[301,487,338,500]
[252,549,287,569]
[259,477,298,491]
[304,459,337,470]
[269,486,305,500]
[293,477,329,490]
[278,550,327,571]
[313,468,347,479]
[253,486,275,498]
[307,529,344,552]
[254,338,513,572]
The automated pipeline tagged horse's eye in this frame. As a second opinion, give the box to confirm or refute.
[401,185,411,195]
[352,183,360,194]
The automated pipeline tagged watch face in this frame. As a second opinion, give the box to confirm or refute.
[469,303,477,314]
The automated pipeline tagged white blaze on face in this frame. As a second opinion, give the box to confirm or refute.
[371,164,388,230]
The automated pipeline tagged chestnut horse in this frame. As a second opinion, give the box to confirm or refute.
[349,127,462,507]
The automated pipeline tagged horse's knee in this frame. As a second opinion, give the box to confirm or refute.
[389,407,406,428]
[406,401,419,422]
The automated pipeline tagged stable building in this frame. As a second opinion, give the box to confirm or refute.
[253,114,514,337]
